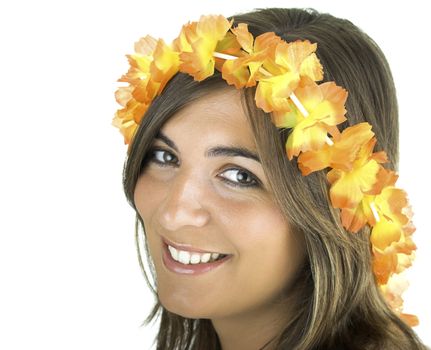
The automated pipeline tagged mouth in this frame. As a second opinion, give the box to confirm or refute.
[161,239,232,275]
[162,237,230,257]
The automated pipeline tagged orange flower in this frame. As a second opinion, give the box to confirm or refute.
[373,248,398,285]
[396,247,416,274]
[222,25,282,88]
[374,187,410,226]
[273,39,323,80]
[372,224,416,281]
[370,187,413,252]
[270,80,347,159]
[371,216,403,251]
[329,158,380,211]
[115,86,134,107]
[255,40,323,113]
[173,21,198,52]
[400,314,419,327]
[339,194,374,232]
[112,99,149,145]
[379,274,419,327]
[150,39,180,91]
[327,136,388,210]
[114,36,155,145]
[298,122,375,175]
[119,35,158,85]
[132,39,180,104]
[395,221,417,257]
[339,167,397,232]
[213,31,243,71]
[177,15,232,81]
[113,37,180,145]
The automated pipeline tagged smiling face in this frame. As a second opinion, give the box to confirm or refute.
[134,87,305,322]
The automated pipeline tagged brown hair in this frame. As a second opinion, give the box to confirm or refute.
[122,8,426,350]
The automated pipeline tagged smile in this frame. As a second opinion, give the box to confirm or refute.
[168,244,227,264]
[162,241,232,275]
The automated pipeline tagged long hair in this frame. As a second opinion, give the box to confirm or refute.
[122,8,426,350]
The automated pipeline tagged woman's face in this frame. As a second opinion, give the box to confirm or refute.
[134,87,304,321]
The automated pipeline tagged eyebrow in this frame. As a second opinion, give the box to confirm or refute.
[155,131,261,163]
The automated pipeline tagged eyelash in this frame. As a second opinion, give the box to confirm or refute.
[147,147,261,189]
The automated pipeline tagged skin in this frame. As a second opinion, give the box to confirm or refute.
[134,87,305,350]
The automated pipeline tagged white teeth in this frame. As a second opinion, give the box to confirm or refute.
[178,250,191,264]
[168,245,178,260]
[167,244,224,265]
[200,253,211,263]
[211,253,220,260]
[190,253,201,264]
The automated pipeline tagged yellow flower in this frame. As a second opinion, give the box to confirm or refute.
[329,160,380,211]
[334,162,416,285]
[273,39,323,80]
[255,40,323,113]
[150,39,180,91]
[115,86,134,107]
[113,37,180,145]
[271,80,347,159]
[369,185,412,252]
[379,273,419,327]
[298,122,375,175]
[222,24,282,88]
[399,314,419,327]
[177,15,232,81]
[373,248,398,285]
[374,187,410,226]
[112,99,149,145]
[372,220,416,283]
[371,216,403,251]
[327,136,388,210]
[119,35,157,86]
[173,21,198,52]
[132,39,180,104]
[338,167,396,231]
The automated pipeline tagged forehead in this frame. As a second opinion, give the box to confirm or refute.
[160,88,257,149]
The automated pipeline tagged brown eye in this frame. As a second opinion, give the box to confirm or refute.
[150,149,178,166]
[219,168,259,188]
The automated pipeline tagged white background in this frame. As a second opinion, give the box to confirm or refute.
[0,0,429,349]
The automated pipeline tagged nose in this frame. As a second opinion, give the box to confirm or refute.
[157,171,211,231]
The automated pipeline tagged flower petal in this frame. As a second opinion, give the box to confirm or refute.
[150,39,180,91]
[255,71,300,113]
[373,249,398,285]
[298,122,374,175]
[328,158,380,209]
[371,216,402,251]
[375,187,410,226]
[178,15,232,81]
[282,81,348,159]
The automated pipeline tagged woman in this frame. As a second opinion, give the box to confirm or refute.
[113,8,427,350]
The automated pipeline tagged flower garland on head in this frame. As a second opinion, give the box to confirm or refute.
[113,15,418,326]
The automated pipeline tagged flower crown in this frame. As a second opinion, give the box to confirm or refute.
[113,15,418,326]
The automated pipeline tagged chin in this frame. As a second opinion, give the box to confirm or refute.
[162,302,208,319]
[159,294,213,319]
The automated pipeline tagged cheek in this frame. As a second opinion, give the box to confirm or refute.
[199,201,304,319]
[134,174,162,220]
[225,201,303,294]
[220,196,291,254]
[133,175,166,278]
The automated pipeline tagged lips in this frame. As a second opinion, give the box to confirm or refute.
[161,239,232,275]
[162,237,229,255]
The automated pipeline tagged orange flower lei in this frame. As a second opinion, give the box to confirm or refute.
[113,15,418,326]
